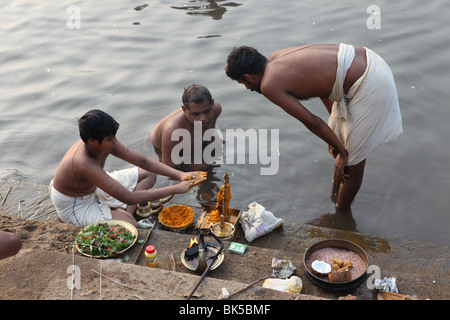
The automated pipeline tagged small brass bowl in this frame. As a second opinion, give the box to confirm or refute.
[136,202,151,218]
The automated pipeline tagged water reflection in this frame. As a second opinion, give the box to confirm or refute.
[171,0,242,20]
[307,207,358,233]
[309,226,391,254]
[133,4,149,11]
[192,164,222,205]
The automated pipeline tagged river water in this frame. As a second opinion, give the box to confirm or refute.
[1,0,449,245]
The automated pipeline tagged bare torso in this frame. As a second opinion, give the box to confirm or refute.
[150,101,221,169]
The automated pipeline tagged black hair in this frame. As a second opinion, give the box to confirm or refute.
[78,109,120,144]
[225,46,268,81]
[182,84,212,109]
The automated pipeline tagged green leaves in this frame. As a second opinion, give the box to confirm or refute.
[75,223,135,257]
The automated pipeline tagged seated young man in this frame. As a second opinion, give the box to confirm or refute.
[150,84,222,170]
[50,109,203,228]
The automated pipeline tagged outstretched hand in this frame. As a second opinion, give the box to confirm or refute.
[174,180,196,194]
[180,171,208,186]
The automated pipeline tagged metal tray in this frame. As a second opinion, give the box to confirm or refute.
[200,204,242,240]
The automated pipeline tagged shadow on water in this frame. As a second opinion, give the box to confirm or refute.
[307,225,392,255]
[307,207,358,233]
[306,182,359,234]
[306,206,392,254]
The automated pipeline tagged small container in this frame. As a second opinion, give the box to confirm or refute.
[136,202,151,218]
[228,242,247,254]
[144,245,159,268]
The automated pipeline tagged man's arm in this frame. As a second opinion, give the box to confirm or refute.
[112,140,198,181]
[77,154,194,205]
[320,97,334,115]
[264,88,345,151]
[160,124,181,168]
[262,87,349,181]
[320,97,339,157]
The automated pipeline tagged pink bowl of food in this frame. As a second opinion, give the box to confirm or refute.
[303,239,369,290]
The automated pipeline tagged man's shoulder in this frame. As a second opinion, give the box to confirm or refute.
[212,101,222,117]
[161,110,187,131]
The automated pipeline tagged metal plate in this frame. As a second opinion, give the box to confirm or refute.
[210,222,235,239]
[75,220,138,258]
[159,204,195,230]
[181,244,224,272]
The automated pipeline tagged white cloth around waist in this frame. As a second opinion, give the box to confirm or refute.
[327,43,403,166]
[49,166,139,226]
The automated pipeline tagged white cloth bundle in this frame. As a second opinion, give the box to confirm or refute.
[328,43,403,166]
[239,202,283,242]
[95,167,139,209]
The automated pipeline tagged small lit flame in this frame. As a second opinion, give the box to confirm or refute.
[187,237,198,249]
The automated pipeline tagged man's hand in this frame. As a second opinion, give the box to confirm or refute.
[334,151,349,183]
[329,145,338,158]
[174,180,195,194]
[180,171,208,186]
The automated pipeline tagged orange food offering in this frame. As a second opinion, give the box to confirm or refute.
[159,205,195,228]
[188,171,208,186]
[209,182,231,223]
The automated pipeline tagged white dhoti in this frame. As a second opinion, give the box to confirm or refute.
[328,43,403,166]
[49,167,139,227]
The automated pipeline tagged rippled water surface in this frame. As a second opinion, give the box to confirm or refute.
[1,0,449,245]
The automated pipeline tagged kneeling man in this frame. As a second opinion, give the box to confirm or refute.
[150,84,222,170]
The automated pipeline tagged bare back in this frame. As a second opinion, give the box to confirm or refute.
[52,140,105,197]
[265,44,367,101]
[150,109,187,150]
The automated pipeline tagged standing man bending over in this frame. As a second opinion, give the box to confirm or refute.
[226,44,402,208]
[50,109,203,228]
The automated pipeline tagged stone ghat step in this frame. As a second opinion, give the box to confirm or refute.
[0,248,323,301]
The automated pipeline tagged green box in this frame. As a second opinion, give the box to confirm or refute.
[228,242,247,254]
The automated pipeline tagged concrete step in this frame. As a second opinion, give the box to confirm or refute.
[0,248,321,301]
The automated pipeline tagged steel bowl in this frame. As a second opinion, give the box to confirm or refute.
[303,239,369,291]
